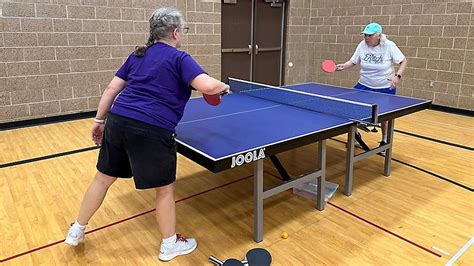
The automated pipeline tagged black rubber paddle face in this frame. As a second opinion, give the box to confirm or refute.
[245,248,272,266]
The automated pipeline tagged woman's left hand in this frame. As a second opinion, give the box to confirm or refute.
[91,122,105,146]
[390,75,400,88]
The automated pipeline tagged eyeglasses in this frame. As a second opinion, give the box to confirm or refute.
[180,27,189,34]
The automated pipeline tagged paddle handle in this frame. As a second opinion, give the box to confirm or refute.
[209,256,223,265]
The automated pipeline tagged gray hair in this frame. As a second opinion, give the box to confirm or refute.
[149,7,185,42]
[379,33,387,45]
[135,7,185,57]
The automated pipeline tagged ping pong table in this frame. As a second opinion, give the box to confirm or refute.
[175,78,431,242]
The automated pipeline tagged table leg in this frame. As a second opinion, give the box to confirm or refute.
[253,159,264,243]
[384,120,395,176]
[345,125,356,196]
[317,140,326,211]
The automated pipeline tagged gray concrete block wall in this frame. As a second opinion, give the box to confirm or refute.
[1,0,472,123]
[286,0,473,110]
[0,0,222,122]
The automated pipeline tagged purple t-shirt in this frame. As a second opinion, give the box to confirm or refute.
[110,42,206,132]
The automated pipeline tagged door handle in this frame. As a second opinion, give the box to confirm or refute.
[255,44,259,55]
[221,46,253,54]
[256,47,281,52]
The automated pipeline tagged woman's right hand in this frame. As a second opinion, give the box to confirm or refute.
[191,74,230,96]
[335,64,344,71]
[91,122,105,146]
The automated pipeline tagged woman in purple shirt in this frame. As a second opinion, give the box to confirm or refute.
[65,7,229,261]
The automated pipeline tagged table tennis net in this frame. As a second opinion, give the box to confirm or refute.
[229,78,378,124]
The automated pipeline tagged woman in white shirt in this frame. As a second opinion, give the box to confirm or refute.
[336,22,408,152]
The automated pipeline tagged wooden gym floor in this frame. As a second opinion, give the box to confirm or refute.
[0,109,473,265]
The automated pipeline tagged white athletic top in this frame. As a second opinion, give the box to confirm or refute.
[350,39,405,89]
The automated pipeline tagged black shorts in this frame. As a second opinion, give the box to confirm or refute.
[97,113,177,189]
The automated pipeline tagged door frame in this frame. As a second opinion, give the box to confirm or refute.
[221,0,288,85]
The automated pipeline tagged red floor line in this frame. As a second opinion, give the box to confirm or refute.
[1,175,253,263]
[264,170,442,257]
[0,240,64,263]
[327,202,442,257]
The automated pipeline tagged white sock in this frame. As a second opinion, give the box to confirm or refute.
[382,135,387,143]
[73,221,86,230]
[162,234,177,247]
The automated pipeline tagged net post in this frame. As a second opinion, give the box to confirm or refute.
[371,104,379,124]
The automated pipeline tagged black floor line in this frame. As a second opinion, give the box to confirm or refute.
[2,127,472,193]
[330,138,473,192]
[0,111,95,131]
[4,138,472,192]
[395,129,473,151]
[390,157,473,192]
[0,146,99,168]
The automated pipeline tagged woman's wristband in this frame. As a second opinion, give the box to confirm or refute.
[94,118,106,124]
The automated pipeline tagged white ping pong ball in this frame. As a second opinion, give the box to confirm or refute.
[288,62,294,68]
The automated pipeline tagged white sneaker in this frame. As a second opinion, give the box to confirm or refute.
[159,234,197,261]
[378,141,387,156]
[64,223,85,246]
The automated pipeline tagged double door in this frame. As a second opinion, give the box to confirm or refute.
[222,0,286,86]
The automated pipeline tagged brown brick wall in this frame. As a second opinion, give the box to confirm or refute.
[183,0,222,98]
[0,0,221,123]
[1,0,472,123]
[284,0,314,85]
[285,0,473,110]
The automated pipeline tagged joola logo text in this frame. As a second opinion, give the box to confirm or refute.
[231,148,266,168]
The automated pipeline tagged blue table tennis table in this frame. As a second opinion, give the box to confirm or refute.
[176,78,431,242]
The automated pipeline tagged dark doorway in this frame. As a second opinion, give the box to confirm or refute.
[221,0,286,86]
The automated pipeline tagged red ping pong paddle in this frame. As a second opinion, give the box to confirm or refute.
[203,89,229,106]
[321,59,336,73]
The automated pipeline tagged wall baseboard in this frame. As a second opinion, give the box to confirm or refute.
[430,104,474,117]
[0,111,96,131]
[1,104,472,131]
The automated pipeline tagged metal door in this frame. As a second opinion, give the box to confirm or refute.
[253,0,285,86]
[221,0,286,86]
[221,0,254,82]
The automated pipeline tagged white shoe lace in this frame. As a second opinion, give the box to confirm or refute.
[68,230,81,239]
[159,234,197,261]
[65,224,85,245]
